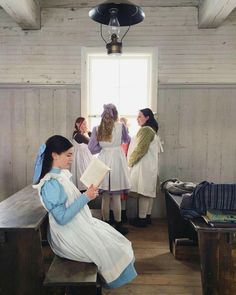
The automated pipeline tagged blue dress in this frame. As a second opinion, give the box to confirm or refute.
[33,168,137,288]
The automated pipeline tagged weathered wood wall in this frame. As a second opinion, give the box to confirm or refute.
[0,6,236,84]
[158,85,236,183]
[0,5,236,218]
[1,84,235,219]
[0,86,80,201]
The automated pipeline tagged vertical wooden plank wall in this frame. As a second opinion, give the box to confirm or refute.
[1,84,236,217]
[0,91,13,199]
[0,4,236,219]
[158,85,236,184]
[0,85,80,201]
[12,90,26,192]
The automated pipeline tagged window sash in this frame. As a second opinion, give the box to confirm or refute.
[81,47,158,136]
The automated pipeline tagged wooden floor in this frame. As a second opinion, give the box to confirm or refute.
[103,219,202,295]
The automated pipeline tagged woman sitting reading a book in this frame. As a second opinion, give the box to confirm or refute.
[88,104,131,235]
[32,135,137,289]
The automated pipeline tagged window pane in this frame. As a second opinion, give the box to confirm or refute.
[120,59,148,87]
[90,58,120,114]
[88,53,152,135]
[119,86,147,115]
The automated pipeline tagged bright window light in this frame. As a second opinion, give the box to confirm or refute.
[81,48,158,136]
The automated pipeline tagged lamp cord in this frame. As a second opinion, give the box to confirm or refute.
[100,24,107,44]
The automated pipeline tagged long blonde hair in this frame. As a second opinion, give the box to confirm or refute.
[97,104,118,142]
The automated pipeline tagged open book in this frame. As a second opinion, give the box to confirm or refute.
[80,157,111,188]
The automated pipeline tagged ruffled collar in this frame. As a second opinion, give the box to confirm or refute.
[33,168,72,190]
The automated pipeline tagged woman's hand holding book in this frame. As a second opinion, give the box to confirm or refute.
[85,185,99,200]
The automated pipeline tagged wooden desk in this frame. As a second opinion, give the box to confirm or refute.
[165,192,198,252]
[165,192,236,295]
[0,185,47,295]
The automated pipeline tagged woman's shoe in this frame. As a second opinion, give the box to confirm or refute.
[109,210,115,225]
[130,217,147,228]
[146,215,152,225]
[121,210,128,223]
[114,221,129,235]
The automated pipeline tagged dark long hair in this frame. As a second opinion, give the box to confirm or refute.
[73,117,85,137]
[140,108,159,133]
[39,135,73,181]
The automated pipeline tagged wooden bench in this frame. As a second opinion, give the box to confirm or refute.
[44,256,101,295]
[0,185,47,295]
[0,185,103,295]
[44,210,103,295]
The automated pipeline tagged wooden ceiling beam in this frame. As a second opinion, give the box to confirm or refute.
[198,0,236,28]
[0,0,40,29]
[40,0,199,8]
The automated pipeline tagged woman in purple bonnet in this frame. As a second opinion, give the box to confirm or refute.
[88,104,130,235]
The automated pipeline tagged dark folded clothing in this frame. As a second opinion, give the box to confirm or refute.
[192,181,236,215]
[180,193,193,209]
[163,178,236,219]
[166,180,236,220]
[180,193,201,219]
[180,208,201,219]
[161,178,197,195]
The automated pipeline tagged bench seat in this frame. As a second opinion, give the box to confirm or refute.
[44,256,101,295]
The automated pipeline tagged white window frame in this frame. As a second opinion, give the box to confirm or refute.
[81,47,158,120]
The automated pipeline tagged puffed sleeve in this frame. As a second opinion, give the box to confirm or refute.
[128,127,155,167]
[88,126,102,154]
[74,132,89,144]
[41,179,90,225]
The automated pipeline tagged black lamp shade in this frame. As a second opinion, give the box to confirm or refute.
[89,0,145,26]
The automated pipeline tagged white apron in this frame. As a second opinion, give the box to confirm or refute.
[33,170,134,283]
[127,129,163,198]
[98,122,130,191]
[71,140,93,191]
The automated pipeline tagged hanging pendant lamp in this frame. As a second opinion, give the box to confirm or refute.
[89,0,145,54]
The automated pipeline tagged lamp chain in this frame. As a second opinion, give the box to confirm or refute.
[121,26,130,42]
[100,24,107,44]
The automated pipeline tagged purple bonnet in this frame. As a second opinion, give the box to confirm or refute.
[101,103,116,118]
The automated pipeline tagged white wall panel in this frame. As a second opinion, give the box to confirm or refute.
[158,86,236,184]
[0,85,80,200]
[0,7,236,83]
[0,91,13,201]
[0,4,236,219]
[12,90,27,192]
